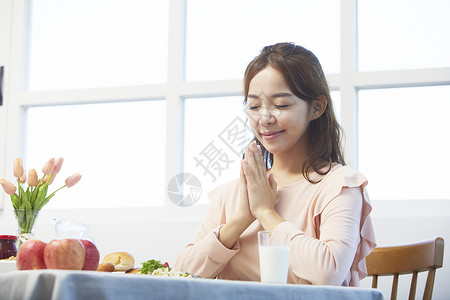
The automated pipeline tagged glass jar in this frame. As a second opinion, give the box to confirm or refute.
[0,235,18,259]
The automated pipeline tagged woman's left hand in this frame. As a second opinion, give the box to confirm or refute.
[242,141,279,227]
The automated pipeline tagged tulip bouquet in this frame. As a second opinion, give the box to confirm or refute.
[0,157,82,243]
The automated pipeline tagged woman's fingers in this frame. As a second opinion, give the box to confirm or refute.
[245,145,255,171]
[240,159,247,184]
[239,159,255,222]
[240,160,248,201]
[244,148,257,179]
[253,143,265,175]
[244,141,265,178]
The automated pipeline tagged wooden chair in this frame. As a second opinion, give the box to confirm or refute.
[366,237,444,300]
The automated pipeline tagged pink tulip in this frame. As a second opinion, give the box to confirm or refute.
[42,174,51,184]
[42,158,56,175]
[28,169,38,187]
[14,158,24,178]
[65,173,82,188]
[53,157,64,175]
[20,170,27,184]
[0,179,17,195]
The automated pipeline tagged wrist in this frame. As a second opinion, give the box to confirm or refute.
[233,212,256,228]
[254,209,284,232]
[219,213,254,249]
[253,207,275,220]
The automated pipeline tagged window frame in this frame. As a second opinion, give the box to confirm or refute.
[1,0,450,216]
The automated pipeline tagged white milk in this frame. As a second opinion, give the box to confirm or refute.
[258,245,290,283]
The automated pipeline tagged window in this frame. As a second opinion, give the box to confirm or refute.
[2,0,450,211]
[25,101,166,208]
[185,0,340,81]
[358,0,450,71]
[183,96,250,202]
[28,0,169,90]
[358,86,450,200]
[356,0,450,200]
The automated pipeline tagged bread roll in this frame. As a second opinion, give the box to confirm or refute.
[102,252,135,272]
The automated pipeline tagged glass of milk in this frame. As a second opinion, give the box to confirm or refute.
[258,231,290,284]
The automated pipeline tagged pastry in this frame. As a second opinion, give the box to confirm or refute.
[101,252,135,272]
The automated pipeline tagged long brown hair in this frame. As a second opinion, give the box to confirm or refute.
[243,42,345,183]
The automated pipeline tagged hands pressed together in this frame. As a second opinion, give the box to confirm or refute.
[238,141,284,232]
[218,141,285,249]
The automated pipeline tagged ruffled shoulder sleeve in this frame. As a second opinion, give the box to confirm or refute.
[315,165,377,284]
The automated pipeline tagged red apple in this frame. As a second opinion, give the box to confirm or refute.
[44,239,85,270]
[16,239,48,270]
[80,239,100,271]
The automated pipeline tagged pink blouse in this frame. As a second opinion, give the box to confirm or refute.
[174,164,376,286]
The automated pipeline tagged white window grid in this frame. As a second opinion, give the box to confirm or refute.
[1,0,450,212]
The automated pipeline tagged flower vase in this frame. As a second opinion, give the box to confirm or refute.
[13,209,40,247]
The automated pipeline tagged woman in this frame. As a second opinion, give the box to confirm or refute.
[174,43,376,286]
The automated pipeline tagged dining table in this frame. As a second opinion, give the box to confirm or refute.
[0,269,384,300]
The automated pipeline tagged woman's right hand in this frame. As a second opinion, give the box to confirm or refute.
[217,159,255,249]
[237,159,256,224]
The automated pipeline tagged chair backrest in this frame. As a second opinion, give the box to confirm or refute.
[365,237,444,300]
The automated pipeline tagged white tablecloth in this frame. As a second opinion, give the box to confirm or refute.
[0,270,384,300]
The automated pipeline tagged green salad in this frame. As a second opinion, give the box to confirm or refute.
[140,259,169,274]
[140,259,194,278]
